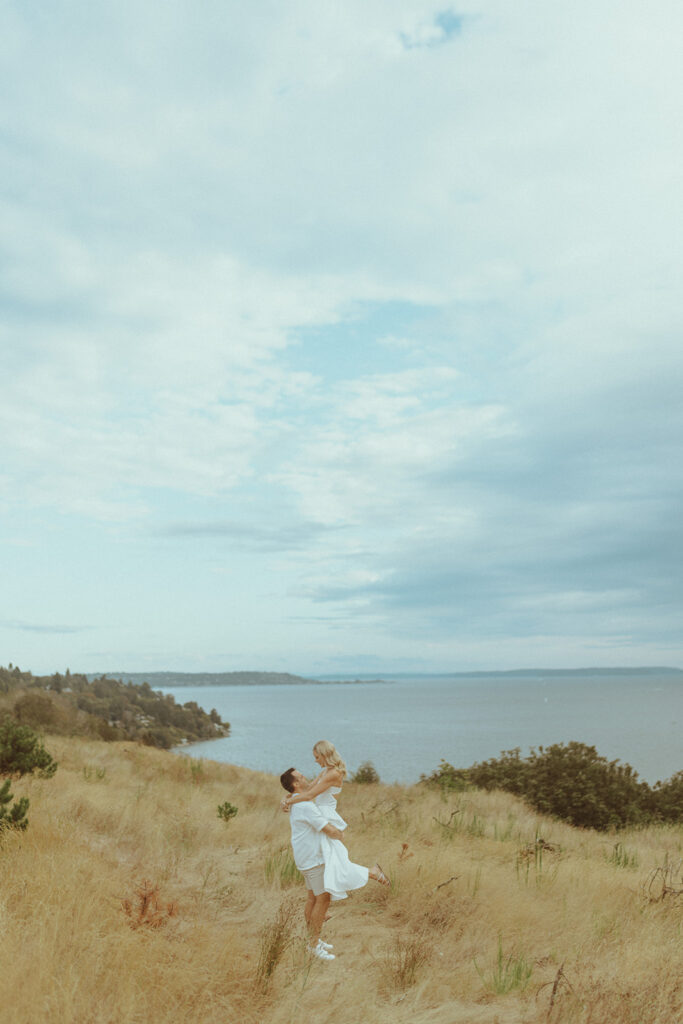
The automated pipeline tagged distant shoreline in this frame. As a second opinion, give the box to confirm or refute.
[89,670,388,687]
[89,666,683,687]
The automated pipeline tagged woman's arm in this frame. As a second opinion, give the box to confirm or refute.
[284,769,343,806]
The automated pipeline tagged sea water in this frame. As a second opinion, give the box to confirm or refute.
[161,672,682,785]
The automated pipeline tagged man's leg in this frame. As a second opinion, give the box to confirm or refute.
[304,888,316,931]
[300,865,334,959]
[308,891,331,945]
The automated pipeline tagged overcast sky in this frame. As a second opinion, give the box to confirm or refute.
[2,1,682,676]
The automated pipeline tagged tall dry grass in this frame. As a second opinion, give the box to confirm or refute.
[0,735,681,1024]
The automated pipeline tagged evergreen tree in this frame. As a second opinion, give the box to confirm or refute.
[0,718,58,778]
[0,778,29,831]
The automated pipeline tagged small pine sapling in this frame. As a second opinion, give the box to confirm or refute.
[217,801,238,824]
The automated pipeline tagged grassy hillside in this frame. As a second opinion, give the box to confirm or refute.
[1,735,681,1024]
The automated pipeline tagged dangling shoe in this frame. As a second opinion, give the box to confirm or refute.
[319,939,333,951]
[308,940,335,961]
[370,863,390,886]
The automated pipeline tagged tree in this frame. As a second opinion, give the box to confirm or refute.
[0,718,56,833]
[351,760,380,784]
[0,778,29,832]
[0,717,58,778]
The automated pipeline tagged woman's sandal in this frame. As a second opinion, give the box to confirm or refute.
[372,863,390,886]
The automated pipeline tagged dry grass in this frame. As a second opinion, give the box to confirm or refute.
[0,734,681,1024]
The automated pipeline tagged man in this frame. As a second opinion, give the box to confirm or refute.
[279,766,346,962]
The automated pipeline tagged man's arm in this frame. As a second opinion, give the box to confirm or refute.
[294,802,345,842]
[322,822,345,843]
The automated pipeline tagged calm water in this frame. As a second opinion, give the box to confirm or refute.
[162,673,683,785]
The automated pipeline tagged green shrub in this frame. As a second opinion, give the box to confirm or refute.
[424,741,671,831]
[13,692,65,730]
[217,801,238,824]
[650,771,683,823]
[476,935,533,994]
[0,717,58,778]
[0,778,29,832]
[421,758,469,793]
[608,842,639,869]
[352,760,380,784]
[521,742,648,830]
[264,847,301,888]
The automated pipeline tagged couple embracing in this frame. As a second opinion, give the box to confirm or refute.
[280,740,389,962]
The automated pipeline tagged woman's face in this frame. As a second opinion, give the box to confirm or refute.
[313,747,325,767]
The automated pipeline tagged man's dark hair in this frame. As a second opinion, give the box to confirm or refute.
[280,767,297,793]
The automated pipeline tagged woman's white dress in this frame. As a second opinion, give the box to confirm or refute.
[315,786,369,901]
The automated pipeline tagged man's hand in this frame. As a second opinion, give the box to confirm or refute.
[280,798,290,813]
[322,823,345,842]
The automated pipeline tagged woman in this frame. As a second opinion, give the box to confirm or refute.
[283,740,389,900]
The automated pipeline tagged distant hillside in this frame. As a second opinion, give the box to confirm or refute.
[318,666,683,680]
[0,665,229,748]
[92,671,324,687]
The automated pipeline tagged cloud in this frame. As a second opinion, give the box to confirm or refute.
[156,519,339,551]
[2,1,683,671]
[1,621,91,635]
[400,9,465,49]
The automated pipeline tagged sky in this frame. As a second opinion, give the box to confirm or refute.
[2,0,683,677]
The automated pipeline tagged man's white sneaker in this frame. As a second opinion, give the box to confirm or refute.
[308,941,335,961]
[319,940,333,951]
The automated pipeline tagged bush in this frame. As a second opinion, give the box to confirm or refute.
[217,801,238,824]
[352,760,380,784]
[13,692,71,732]
[0,778,29,832]
[651,770,683,824]
[0,717,58,778]
[521,742,648,830]
[424,741,670,831]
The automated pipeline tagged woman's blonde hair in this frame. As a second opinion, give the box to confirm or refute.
[313,740,347,779]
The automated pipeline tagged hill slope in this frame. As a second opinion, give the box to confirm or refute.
[2,734,681,1024]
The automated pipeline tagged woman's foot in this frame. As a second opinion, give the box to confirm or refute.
[308,940,335,961]
[369,863,390,886]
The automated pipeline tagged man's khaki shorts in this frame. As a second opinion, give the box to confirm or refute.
[301,863,325,895]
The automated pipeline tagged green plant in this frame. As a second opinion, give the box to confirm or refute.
[466,813,486,838]
[264,847,301,888]
[421,758,470,793]
[424,742,665,831]
[0,718,57,834]
[475,935,533,995]
[0,778,29,832]
[0,717,58,778]
[650,770,683,823]
[609,842,639,869]
[217,801,238,824]
[352,760,380,784]
[13,692,65,730]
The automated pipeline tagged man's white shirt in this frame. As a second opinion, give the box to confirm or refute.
[289,801,328,870]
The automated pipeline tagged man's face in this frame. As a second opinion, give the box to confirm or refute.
[291,769,310,792]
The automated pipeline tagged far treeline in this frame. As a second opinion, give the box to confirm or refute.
[99,670,321,687]
[0,665,229,750]
[422,741,683,832]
